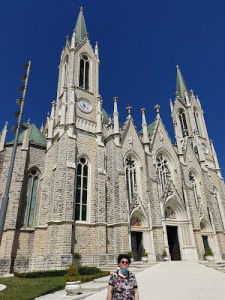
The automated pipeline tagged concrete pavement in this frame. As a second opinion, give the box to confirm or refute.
[36,261,225,300]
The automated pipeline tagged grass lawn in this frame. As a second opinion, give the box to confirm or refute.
[0,276,65,300]
[0,272,109,300]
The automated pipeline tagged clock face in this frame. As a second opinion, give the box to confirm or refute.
[77,98,92,113]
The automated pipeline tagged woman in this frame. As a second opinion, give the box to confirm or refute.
[107,254,139,300]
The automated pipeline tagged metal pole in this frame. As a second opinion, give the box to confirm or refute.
[0,61,31,245]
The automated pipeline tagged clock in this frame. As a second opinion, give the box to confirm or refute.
[77,98,92,113]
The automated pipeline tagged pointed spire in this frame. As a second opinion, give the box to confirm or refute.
[0,121,8,151]
[141,108,149,146]
[74,6,88,45]
[113,96,120,146]
[176,65,190,104]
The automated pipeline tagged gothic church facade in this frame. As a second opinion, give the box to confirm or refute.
[0,8,225,274]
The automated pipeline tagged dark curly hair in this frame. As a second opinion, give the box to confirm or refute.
[117,254,131,265]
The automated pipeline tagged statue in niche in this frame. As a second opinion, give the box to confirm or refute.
[165,206,176,219]
[128,133,133,149]
[131,215,142,226]
[200,222,206,231]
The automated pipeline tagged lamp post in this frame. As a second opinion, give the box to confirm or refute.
[0,61,31,245]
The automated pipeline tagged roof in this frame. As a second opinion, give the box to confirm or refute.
[75,7,88,45]
[18,124,47,146]
[102,108,109,124]
[176,65,190,102]
[139,121,156,135]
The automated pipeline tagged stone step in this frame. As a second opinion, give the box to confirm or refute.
[199,260,225,274]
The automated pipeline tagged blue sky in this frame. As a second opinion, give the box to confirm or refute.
[1,0,225,176]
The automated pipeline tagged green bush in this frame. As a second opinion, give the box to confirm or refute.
[74,252,82,260]
[65,262,80,282]
[127,251,133,258]
[204,248,214,257]
[162,249,168,258]
[78,266,101,275]
[142,249,147,257]
[15,269,67,278]
[14,266,106,279]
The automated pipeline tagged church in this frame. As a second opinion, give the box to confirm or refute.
[0,7,225,275]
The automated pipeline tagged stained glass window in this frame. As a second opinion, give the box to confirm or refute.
[125,157,137,206]
[21,169,39,227]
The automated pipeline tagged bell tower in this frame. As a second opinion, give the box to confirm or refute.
[171,66,221,176]
[53,6,100,141]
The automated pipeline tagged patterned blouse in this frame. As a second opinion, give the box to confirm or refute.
[108,271,138,300]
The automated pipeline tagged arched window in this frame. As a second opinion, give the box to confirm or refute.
[194,108,202,136]
[189,171,200,207]
[21,169,39,227]
[79,55,89,90]
[125,157,137,206]
[75,157,89,221]
[178,109,188,137]
[156,154,170,193]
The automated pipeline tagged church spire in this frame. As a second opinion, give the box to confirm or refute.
[74,6,88,45]
[176,65,190,104]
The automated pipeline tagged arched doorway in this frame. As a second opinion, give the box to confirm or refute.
[130,211,149,261]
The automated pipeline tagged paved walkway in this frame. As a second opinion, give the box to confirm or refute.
[36,261,225,300]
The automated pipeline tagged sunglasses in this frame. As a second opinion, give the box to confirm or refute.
[121,260,129,265]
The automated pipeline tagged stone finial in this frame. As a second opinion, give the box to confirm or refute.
[170,99,173,113]
[154,104,160,119]
[126,104,132,119]
[113,96,120,145]
[141,108,147,125]
[141,108,149,147]
[40,123,44,133]
[50,101,56,119]
[95,41,99,58]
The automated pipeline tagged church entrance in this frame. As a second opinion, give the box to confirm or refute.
[131,232,143,261]
[166,226,181,260]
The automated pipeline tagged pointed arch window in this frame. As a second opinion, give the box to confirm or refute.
[178,109,188,137]
[79,55,89,90]
[21,169,39,227]
[194,108,202,136]
[75,157,89,221]
[156,154,170,193]
[125,157,137,206]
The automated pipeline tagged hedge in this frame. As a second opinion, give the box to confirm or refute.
[14,266,108,278]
